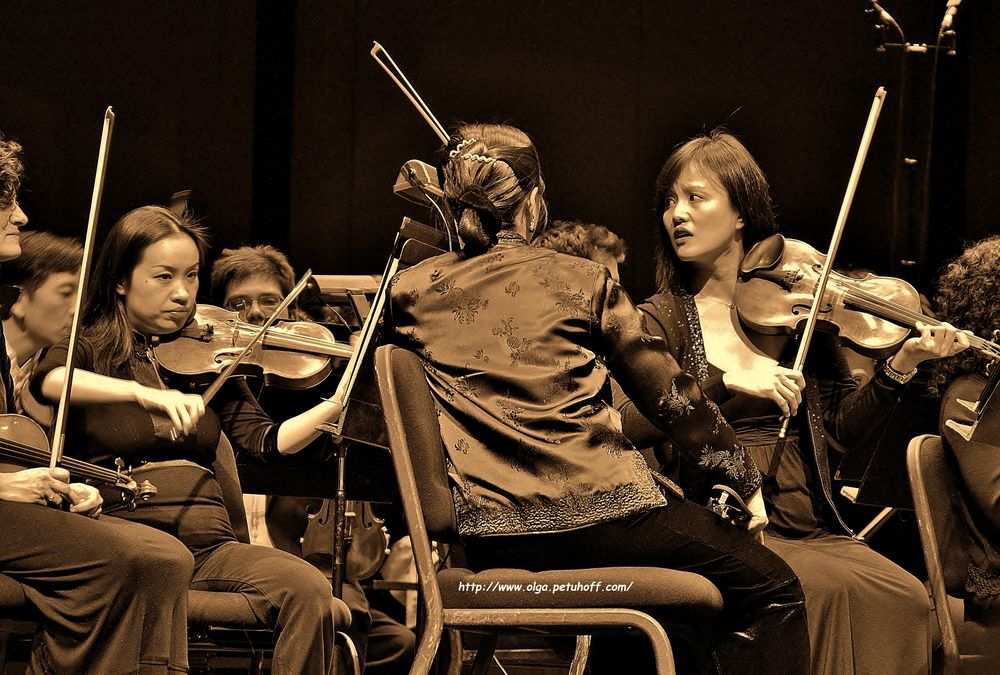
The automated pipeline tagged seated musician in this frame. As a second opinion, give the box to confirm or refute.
[29,206,346,675]
[0,134,194,674]
[385,123,812,673]
[616,128,970,674]
[531,218,627,282]
[211,243,416,674]
[931,235,1000,630]
[1,231,82,413]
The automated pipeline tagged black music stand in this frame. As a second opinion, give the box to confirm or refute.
[313,218,448,598]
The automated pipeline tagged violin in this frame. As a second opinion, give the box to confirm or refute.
[1,414,156,512]
[736,234,1000,361]
[301,498,390,582]
[152,304,353,392]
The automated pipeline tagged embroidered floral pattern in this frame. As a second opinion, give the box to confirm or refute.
[665,380,696,417]
[504,280,520,297]
[434,278,489,324]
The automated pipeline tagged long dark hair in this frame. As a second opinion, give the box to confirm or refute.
[83,205,208,375]
[441,123,548,256]
[652,128,777,292]
[928,235,1000,395]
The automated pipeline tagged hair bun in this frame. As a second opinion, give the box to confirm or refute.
[456,186,502,224]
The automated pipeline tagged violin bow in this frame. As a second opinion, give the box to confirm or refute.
[200,269,314,405]
[50,107,115,468]
[370,42,450,144]
[779,87,887,439]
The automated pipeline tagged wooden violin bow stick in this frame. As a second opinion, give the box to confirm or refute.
[50,107,115,468]
[779,87,887,438]
[370,41,450,144]
[200,269,314,405]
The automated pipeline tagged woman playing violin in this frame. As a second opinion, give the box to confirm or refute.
[617,128,970,675]
[0,135,194,675]
[932,236,1000,634]
[29,205,345,675]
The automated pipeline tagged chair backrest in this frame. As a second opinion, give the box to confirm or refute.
[375,344,459,619]
[907,434,974,594]
[907,433,972,665]
[375,344,458,542]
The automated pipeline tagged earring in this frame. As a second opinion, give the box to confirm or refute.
[529,219,535,231]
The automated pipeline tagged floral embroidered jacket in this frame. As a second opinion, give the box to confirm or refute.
[386,235,760,537]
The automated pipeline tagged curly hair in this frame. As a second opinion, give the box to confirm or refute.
[652,128,777,292]
[532,219,627,262]
[0,133,25,208]
[927,235,1000,395]
[441,123,548,256]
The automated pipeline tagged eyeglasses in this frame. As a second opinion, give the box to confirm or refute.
[224,295,283,314]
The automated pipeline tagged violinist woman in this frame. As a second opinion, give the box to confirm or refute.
[29,206,344,675]
[386,123,810,673]
[618,128,970,674]
[0,134,194,674]
[932,236,1000,632]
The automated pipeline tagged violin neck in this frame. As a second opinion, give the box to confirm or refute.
[262,329,352,359]
[0,437,120,484]
[842,287,1000,360]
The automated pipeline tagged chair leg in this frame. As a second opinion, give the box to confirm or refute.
[337,630,361,675]
[470,634,498,675]
[412,613,445,675]
[445,629,463,675]
[631,615,675,675]
[569,634,592,675]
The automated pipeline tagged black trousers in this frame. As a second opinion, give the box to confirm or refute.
[463,491,810,674]
[115,464,339,675]
[1,501,194,674]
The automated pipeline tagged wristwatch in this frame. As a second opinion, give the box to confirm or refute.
[883,359,917,385]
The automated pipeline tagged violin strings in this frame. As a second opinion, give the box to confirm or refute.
[230,320,353,358]
[233,320,342,351]
[840,285,1000,357]
[0,438,120,483]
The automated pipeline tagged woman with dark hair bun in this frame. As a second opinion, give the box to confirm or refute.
[620,127,970,674]
[387,122,810,673]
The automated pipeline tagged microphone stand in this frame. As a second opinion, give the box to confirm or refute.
[860,0,961,289]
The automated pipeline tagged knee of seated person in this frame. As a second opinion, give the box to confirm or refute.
[287,563,337,607]
[112,536,194,588]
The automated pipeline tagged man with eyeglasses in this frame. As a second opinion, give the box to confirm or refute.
[211,244,415,675]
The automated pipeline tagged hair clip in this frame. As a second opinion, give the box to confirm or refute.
[449,138,479,158]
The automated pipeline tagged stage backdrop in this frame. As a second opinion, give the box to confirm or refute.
[2,0,994,301]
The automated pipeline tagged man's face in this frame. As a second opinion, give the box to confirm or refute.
[223,275,286,326]
[11,271,80,348]
[0,197,28,262]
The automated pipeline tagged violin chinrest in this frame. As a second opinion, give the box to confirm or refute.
[740,234,786,278]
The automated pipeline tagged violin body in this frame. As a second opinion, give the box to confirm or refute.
[301,498,390,581]
[0,413,156,511]
[737,236,922,359]
[153,305,350,392]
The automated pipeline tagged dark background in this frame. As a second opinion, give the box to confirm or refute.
[2,0,995,302]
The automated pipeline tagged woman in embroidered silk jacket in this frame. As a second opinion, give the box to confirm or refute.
[386,123,809,673]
